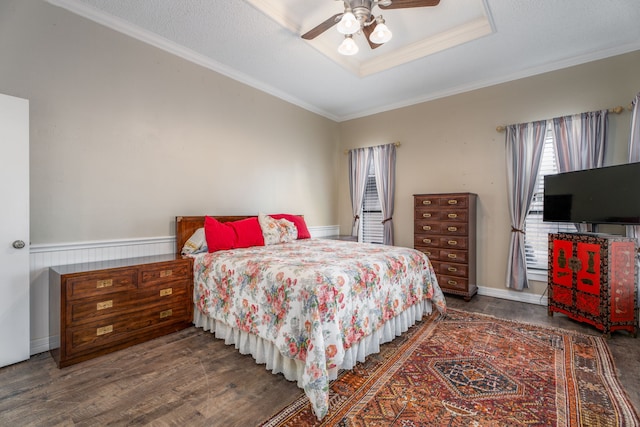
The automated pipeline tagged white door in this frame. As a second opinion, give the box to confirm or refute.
[0,93,30,367]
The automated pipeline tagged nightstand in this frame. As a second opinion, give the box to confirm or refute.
[49,254,193,368]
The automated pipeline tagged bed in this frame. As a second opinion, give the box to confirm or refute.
[176,215,446,420]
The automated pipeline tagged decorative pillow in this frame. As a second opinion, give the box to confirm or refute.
[204,216,265,252]
[258,213,298,245]
[269,214,311,239]
[181,227,207,255]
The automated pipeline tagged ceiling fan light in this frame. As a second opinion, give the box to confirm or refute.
[337,11,359,35]
[338,35,359,56]
[369,21,392,44]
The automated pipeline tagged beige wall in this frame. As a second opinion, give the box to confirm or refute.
[2,1,640,300]
[0,0,340,244]
[338,50,640,296]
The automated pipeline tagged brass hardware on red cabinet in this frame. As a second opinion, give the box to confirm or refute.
[448,280,458,285]
[159,288,173,297]
[159,270,173,278]
[423,226,431,231]
[423,238,431,244]
[448,213,458,218]
[448,253,457,259]
[448,240,458,246]
[448,226,457,232]
[423,213,431,218]
[423,200,431,205]
[448,200,458,205]
[96,279,113,289]
[448,267,457,272]
[160,309,173,318]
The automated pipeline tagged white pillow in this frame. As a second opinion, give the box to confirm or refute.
[181,227,207,255]
[258,212,298,245]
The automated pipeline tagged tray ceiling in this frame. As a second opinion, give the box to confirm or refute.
[47,0,640,121]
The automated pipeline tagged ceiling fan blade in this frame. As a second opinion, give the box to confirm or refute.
[301,13,342,40]
[362,22,383,49]
[379,0,440,10]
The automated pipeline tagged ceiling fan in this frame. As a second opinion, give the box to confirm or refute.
[302,0,441,55]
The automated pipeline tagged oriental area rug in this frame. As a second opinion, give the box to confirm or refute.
[259,309,639,427]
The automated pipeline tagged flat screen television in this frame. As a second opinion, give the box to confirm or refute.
[543,162,640,225]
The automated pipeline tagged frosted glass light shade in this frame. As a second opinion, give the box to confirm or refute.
[369,22,392,44]
[338,35,359,55]
[337,11,359,35]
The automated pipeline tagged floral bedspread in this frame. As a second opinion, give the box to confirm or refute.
[192,238,446,419]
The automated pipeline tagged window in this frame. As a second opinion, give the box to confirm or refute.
[524,126,576,270]
[360,161,384,244]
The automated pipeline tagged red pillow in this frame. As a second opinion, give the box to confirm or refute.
[270,214,311,239]
[233,217,265,247]
[204,216,265,252]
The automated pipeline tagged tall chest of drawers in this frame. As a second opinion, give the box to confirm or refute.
[414,193,478,300]
[49,254,193,368]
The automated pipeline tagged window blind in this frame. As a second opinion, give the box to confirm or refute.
[361,163,384,244]
[524,127,576,270]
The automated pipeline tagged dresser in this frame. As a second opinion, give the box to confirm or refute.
[548,232,638,337]
[414,193,478,300]
[49,254,193,368]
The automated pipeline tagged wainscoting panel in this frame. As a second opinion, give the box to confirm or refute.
[29,236,177,355]
[29,226,339,356]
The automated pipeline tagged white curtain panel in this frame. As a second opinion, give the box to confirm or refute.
[372,143,396,246]
[505,121,547,290]
[626,93,640,304]
[551,110,608,233]
[627,94,640,242]
[552,110,608,173]
[348,148,372,237]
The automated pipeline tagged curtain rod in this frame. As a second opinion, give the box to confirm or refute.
[344,141,401,155]
[495,104,632,132]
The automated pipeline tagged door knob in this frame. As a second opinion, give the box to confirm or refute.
[12,240,25,249]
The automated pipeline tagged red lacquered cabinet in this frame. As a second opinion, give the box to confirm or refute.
[548,232,638,337]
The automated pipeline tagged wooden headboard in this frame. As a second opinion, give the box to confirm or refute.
[175,214,305,255]
[175,215,252,255]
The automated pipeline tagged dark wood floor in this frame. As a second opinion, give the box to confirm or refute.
[1,295,638,426]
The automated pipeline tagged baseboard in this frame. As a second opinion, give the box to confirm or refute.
[477,285,548,306]
[31,337,52,356]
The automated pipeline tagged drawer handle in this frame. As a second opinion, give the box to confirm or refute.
[448,213,458,219]
[448,200,458,205]
[422,200,432,205]
[160,288,173,297]
[96,325,113,336]
[96,300,113,311]
[159,270,173,278]
[422,238,432,244]
[96,279,113,289]
[447,253,457,259]
[448,240,458,246]
[448,267,458,272]
[424,251,431,256]
[422,213,431,218]
[447,280,458,286]
[422,226,431,231]
[160,309,173,319]
[448,226,458,232]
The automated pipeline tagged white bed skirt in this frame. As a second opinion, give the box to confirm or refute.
[193,299,433,388]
